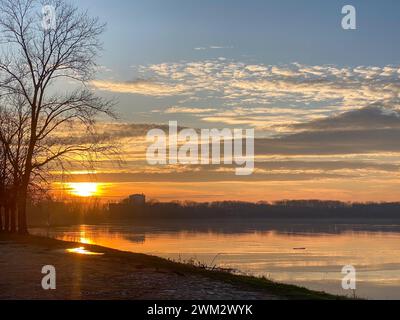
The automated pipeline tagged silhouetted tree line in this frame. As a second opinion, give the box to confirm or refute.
[108,200,400,220]
[25,198,400,227]
[27,199,105,227]
[27,200,400,227]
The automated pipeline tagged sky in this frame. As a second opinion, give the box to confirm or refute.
[60,0,400,202]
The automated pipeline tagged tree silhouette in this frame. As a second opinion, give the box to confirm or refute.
[0,0,115,234]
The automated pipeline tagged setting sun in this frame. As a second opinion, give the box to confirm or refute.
[67,183,99,197]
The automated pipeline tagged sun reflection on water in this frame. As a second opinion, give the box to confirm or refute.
[66,247,104,255]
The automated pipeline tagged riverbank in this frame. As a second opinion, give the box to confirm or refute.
[0,233,344,300]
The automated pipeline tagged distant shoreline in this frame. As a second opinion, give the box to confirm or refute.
[28,217,400,235]
[0,233,345,300]
[28,200,400,227]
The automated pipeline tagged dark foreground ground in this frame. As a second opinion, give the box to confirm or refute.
[0,234,343,300]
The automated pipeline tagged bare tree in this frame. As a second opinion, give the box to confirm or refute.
[0,0,115,234]
[0,94,30,232]
[0,108,14,232]
[0,128,7,231]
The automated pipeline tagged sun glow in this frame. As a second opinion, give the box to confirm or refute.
[67,182,99,197]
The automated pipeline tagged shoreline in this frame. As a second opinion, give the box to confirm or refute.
[0,233,346,300]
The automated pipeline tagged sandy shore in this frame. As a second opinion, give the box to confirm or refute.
[0,234,339,300]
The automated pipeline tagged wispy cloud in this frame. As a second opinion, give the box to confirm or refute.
[94,61,400,107]
[164,106,217,114]
[91,59,400,137]
[194,45,234,51]
[292,104,400,132]
[90,79,188,96]
[92,59,400,133]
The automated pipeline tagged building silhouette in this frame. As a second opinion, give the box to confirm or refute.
[128,194,146,206]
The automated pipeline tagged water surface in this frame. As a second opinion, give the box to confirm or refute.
[31,219,400,299]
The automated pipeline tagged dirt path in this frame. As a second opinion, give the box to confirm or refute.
[0,236,280,300]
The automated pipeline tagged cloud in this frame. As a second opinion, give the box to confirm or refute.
[103,60,398,136]
[255,129,400,156]
[96,61,400,115]
[90,79,187,96]
[255,160,400,172]
[292,105,400,132]
[119,63,396,135]
[209,46,234,49]
[199,106,334,132]
[62,104,400,157]
[165,106,217,114]
[270,66,300,77]
[52,109,400,190]
[63,169,352,183]
[95,65,113,73]
[253,105,400,155]
[133,60,399,108]
[194,46,234,51]
[50,122,187,146]
[59,157,400,183]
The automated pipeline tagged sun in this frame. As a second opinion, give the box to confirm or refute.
[67,183,99,197]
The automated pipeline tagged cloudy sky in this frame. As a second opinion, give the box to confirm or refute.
[62,0,400,202]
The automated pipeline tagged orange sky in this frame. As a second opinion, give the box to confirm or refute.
[56,177,400,203]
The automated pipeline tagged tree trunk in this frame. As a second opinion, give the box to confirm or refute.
[18,201,28,234]
[18,184,29,234]
[4,205,9,232]
[0,206,3,231]
[10,204,16,233]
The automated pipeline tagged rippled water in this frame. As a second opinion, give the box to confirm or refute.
[31,219,400,300]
